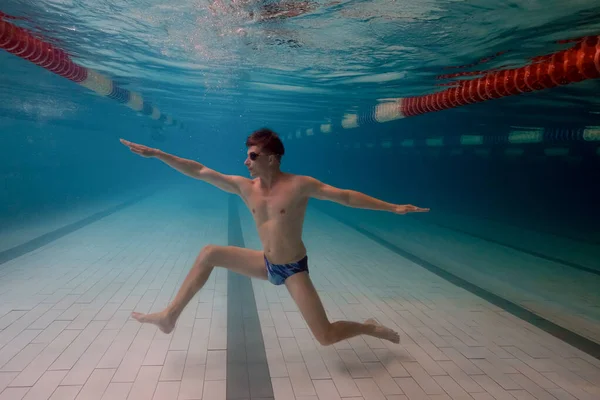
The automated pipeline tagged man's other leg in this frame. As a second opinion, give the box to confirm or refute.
[285,272,400,346]
[132,245,266,333]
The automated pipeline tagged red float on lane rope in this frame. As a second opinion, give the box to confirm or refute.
[399,36,600,118]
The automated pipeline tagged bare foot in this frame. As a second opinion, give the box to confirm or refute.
[365,318,400,344]
[131,311,176,334]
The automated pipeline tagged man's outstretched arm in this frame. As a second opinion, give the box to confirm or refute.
[120,139,246,195]
[304,176,429,214]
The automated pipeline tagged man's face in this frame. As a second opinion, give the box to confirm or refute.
[244,145,269,177]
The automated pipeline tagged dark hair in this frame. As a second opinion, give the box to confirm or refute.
[246,128,285,161]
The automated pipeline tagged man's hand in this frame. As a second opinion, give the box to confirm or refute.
[393,204,430,214]
[120,139,160,158]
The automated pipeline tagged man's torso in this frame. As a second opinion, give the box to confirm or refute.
[239,173,309,264]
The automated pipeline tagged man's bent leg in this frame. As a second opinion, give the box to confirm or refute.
[285,272,399,345]
[132,245,266,333]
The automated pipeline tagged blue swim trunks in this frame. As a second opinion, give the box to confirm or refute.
[265,255,309,285]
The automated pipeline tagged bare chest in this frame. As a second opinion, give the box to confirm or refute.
[244,185,305,222]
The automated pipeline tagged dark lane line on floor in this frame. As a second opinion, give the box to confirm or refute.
[227,195,274,400]
[0,192,154,266]
[420,218,600,276]
[316,206,600,360]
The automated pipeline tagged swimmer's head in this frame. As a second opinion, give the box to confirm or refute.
[244,128,285,176]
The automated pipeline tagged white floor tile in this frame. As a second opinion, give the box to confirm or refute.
[1,189,227,400]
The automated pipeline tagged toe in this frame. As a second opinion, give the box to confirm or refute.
[131,312,145,322]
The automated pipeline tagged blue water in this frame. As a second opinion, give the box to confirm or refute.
[1,0,600,347]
